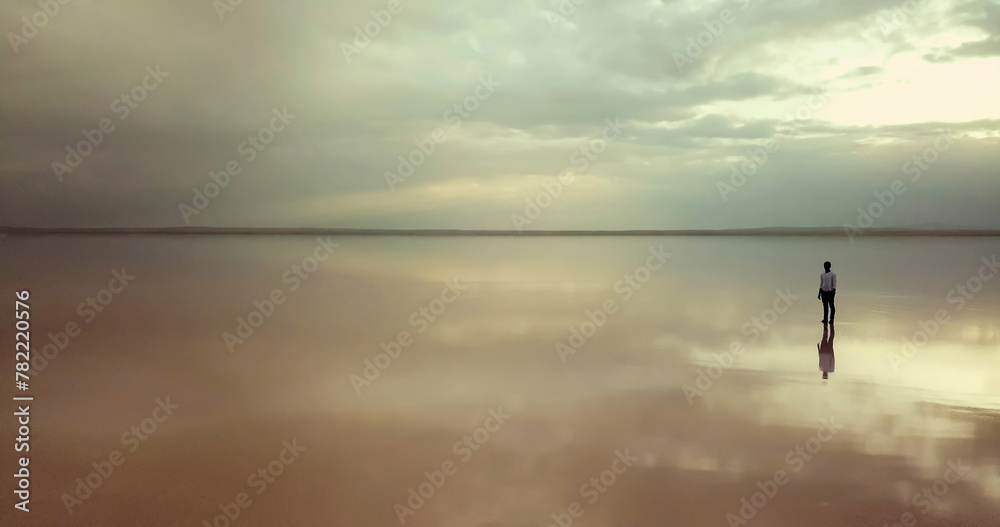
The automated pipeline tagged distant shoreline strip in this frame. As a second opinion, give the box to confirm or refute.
[1,228,999,237]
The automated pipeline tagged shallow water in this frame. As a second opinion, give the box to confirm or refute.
[1,235,999,526]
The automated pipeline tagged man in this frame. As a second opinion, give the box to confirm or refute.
[817,261,837,323]
[818,324,835,380]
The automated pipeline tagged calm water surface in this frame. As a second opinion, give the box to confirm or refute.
[1,236,998,527]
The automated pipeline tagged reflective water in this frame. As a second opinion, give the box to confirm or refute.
[2,236,999,526]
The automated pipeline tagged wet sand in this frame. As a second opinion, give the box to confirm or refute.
[1,236,998,527]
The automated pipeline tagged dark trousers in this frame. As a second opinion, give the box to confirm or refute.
[821,290,836,321]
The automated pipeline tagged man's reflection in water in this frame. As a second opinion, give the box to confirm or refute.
[818,324,835,380]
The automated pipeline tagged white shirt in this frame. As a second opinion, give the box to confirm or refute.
[820,271,837,292]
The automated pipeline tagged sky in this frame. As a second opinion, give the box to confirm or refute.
[1,0,999,230]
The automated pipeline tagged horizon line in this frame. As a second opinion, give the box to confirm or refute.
[2,226,999,237]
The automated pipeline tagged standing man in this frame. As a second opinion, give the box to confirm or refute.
[818,261,837,323]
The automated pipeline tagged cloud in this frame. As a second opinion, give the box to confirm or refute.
[0,0,998,229]
[841,65,884,77]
